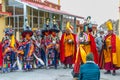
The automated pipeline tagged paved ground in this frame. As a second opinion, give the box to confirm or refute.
[0,68,120,80]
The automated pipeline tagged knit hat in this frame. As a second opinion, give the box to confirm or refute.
[86,53,94,61]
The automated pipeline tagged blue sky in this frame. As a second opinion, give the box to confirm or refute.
[49,0,119,26]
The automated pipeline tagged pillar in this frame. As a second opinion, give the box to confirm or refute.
[74,17,77,33]
[60,15,63,30]
[23,4,28,29]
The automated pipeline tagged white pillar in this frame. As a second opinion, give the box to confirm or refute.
[23,4,28,29]
[16,31,20,41]
[16,16,20,41]
[32,8,33,28]
[13,5,16,35]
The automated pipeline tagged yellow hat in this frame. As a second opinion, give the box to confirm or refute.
[66,22,73,33]
[66,22,70,30]
[32,28,37,31]
[10,34,15,48]
[106,21,113,31]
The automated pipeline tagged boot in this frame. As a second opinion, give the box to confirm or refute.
[104,70,111,74]
[64,64,67,69]
[112,70,116,76]
[69,64,73,69]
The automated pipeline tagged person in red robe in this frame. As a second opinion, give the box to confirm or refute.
[72,20,99,78]
[99,20,120,75]
[60,22,77,69]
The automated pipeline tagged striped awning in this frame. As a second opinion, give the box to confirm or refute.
[0,12,12,16]
[20,0,84,19]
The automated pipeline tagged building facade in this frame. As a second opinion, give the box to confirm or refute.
[0,0,84,40]
[0,0,12,40]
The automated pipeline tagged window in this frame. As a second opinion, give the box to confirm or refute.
[39,11,44,17]
[6,0,23,15]
[45,12,49,18]
[6,0,23,8]
[40,18,44,28]
[33,16,38,28]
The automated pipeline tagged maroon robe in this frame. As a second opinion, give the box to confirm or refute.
[60,33,77,64]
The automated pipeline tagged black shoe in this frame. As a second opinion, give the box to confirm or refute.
[69,65,73,69]
[112,72,116,76]
[104,71,111,74]
[71,70,79,78]
[63,65,67,69]
[24,68,28,72]
[63,66,67,69]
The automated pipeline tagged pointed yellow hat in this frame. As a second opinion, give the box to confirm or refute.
[106,20,113,31]
[10,34,15,48]
[66,22,73,33]
[66,22,70,30]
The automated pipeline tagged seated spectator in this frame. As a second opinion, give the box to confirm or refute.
[79,53,100,80]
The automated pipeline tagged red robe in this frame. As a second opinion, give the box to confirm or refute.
[99,34,120,69]
[89,34,99,64]
[0,42,3,66]
[73,34,99,74]
[60,33,77,64]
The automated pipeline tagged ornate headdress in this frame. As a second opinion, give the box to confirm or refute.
[22,26,33,38]
[50,16,60,33]
[4,28,14,36]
